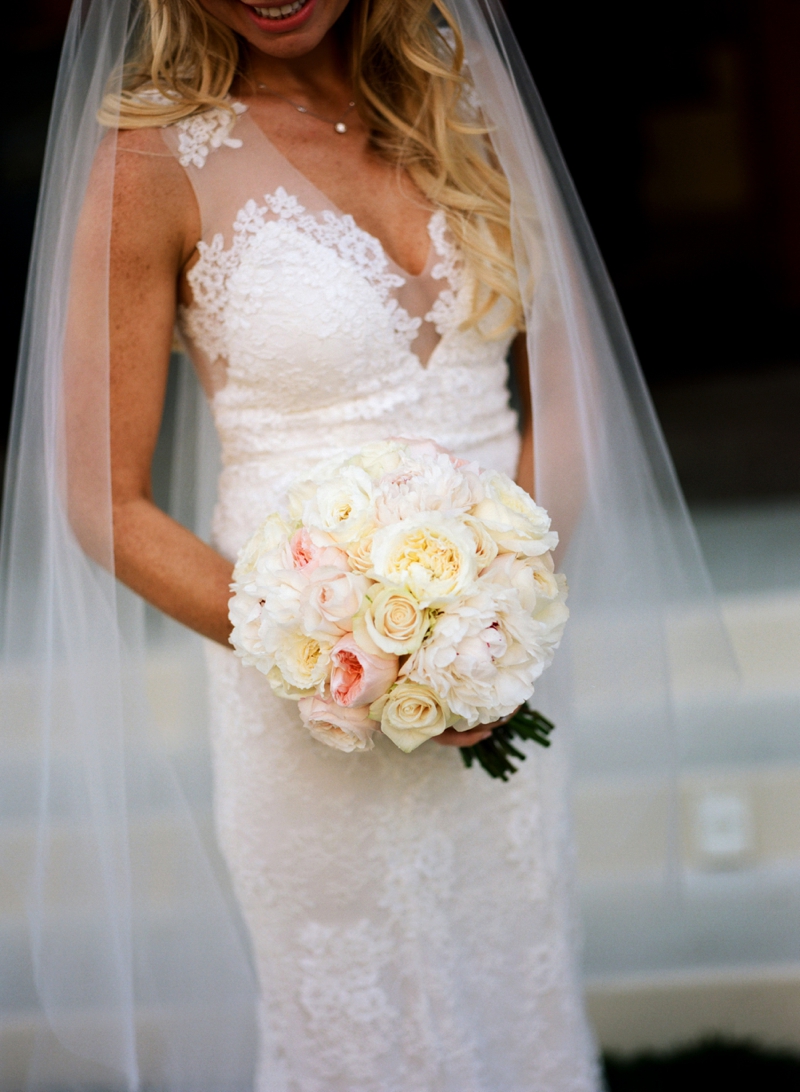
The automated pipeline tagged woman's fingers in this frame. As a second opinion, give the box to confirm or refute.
[434,726,493,747]
[432,706,523,748]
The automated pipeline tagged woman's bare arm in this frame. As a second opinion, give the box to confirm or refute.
[86,134,234,646]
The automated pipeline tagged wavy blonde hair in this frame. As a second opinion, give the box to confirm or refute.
[102,0,522,333]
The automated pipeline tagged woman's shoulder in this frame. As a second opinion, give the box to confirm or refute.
[111,88,247,171]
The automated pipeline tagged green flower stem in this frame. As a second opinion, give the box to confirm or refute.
[459,704,555,781]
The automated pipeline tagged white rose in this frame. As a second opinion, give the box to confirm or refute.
[287,451,353,521]
[353,584,430,655]
[271,630,335,695]
[484,551,560,613]
[370,513,478,606]
[532,573,570,652]
[347,440,406,479]
[370,681,453,752]
[471,472,558,556]
[403,582,553,726]
[299,567,371,636]
[462,515,499,574]
[298,695,378,752]
[302,465,376,544]
[373,452,484,524]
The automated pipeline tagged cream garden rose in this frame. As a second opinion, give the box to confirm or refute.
[370,512,478,606]
[273,630,335,694]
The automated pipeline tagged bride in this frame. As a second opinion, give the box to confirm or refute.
[0,0,734,1088]
[98,0,599,1085]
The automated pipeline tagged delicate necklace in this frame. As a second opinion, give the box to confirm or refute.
[256,82,356,134]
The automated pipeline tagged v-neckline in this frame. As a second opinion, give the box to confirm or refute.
[236,105,436,283]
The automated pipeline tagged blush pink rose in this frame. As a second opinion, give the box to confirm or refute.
[298,695,378,753]
[329,633,399,707]
[290,528,349,573]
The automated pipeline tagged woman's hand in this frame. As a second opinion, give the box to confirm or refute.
[433,708,522,747]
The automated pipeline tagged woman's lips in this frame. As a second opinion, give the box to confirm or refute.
[240,0,317,33]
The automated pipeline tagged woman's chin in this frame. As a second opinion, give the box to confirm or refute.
[204,0,348,59]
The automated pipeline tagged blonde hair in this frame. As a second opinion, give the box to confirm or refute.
[102,0,522,333]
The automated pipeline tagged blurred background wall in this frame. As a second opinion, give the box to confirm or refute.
[1,0,799,1077]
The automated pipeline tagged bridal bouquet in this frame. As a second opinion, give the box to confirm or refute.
[229,440,568,779]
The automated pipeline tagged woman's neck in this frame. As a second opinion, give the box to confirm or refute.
[237,30,350,101]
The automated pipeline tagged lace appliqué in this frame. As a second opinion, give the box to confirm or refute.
[425,210,466,335]
[175,101,247,168]
[298,919,395,1087]
[129,89,246,169]
[185,187,422,365]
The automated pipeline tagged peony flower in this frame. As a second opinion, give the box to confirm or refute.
[370,512,478,606]
[299,567,371,636]
[471,471,558,556]
[271,630,335,695]
[298,695,378,752]
[329,633,399,707]
[301,465,375,544]
[233,513,294,583]
[228,589,271,672]
[353,584,430,656]
[369,681,453,752]
[373,451,483,525]
[258,567,308,630]
[290,528,349,573]
[403,579,564,726]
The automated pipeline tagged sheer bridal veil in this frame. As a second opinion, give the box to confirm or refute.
[0,0,738,1088]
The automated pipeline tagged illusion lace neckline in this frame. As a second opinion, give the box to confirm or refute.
[235,104,436,283]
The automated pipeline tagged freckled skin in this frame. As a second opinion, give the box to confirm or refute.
[96,0,531,746]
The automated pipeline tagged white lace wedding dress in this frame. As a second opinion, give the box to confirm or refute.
[161,103,599,1092]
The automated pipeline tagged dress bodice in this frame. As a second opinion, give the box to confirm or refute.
[161,104,519,559]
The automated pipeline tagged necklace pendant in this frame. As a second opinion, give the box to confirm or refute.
[335,122,347,134]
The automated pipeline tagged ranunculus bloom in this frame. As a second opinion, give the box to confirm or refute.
[329,633,398,707]
[298,695,378,752]
[369,681,452,752]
